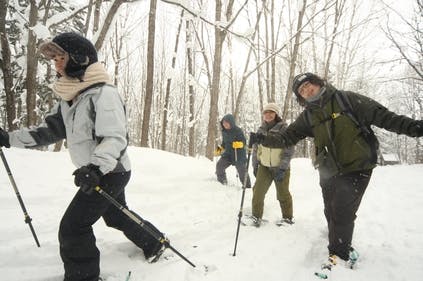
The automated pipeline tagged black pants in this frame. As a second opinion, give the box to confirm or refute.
[216,156,251,187]
[59,171,163,281]
[320,170,372,260]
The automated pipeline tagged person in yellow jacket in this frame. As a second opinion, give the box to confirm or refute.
[244,103,294,227]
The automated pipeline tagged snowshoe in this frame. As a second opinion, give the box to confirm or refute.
[314,254,337,279]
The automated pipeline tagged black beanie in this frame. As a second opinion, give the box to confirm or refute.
[292,73,325,97]
[43,32,98,79]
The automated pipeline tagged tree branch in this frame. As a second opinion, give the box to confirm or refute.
[160,0,252,43]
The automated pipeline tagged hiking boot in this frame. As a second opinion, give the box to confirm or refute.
[347,247,359,269]
[321,254,338,271]
[144,237,168,263]
[217,178,228,185]
[241,215,262,227]
[276,217,295,226]
[147,243,166,263]
[323,250,358,270]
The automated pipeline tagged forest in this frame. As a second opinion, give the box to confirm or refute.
[0,0,422,163]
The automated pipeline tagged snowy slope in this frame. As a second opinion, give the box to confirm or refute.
[0,147,422,281]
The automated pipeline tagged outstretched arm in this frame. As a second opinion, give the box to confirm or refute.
[350,93,423,137]
[8,103,66,148]
[262,111,312,148]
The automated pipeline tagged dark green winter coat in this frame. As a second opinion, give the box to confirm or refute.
[220,114,247,164]
[262,84,423,179]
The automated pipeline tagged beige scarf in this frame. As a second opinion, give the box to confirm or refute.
[53,62,112,101]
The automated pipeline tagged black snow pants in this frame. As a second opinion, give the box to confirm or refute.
[320,170,372,260]
[216,156,251,188]
[59,171,163,281]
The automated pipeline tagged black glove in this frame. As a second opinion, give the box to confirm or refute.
[250,132,265,145]
[0,128,10,148]
[274,168,286,182]
[72,164,103,194]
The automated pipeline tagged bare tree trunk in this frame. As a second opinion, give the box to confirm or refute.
[263,2,271,102]
[111,20,124,86]
[205,0,230,160]
[140,0,158,147]
[161,10,184,151]
[323,0,346,79]
[337,0,357,88]
[83,0,95,36]
[255,1,265,113]
[186,19,196,157]
[26,0,39,127]
[270,0,276,102]
[233,3,264,120]
[0,0,17,130]
[282,0,307,120]
[94,0,127,51]
[93,0,102,33]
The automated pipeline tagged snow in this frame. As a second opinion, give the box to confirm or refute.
[0,147,422,281]
[381,153,399,162]
[30,23,51,41]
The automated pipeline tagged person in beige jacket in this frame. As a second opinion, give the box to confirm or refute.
[245,103,295,227]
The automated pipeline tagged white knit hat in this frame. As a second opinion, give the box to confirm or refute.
[262,103,281,116]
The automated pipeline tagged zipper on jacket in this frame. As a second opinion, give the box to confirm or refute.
[71,110,76,133]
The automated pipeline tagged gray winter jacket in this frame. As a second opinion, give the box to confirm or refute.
[8,83,130,174]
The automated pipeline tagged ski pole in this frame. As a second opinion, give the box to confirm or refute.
[0,147,40,247]
[94,186,196,268]
[232,133,254,256]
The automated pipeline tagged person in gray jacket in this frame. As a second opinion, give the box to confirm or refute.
[0,33,164,281]
[244,103,295,227]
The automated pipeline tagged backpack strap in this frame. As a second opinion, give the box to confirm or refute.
[305,96,346,130]
[335,91,379,162]
[335,91,361,128]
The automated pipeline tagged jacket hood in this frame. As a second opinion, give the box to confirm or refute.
[221,114,236,129]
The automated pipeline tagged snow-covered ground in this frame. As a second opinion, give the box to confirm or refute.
[0,147,422,281]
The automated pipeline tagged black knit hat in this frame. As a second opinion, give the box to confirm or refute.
[40,32,98,79]
[292,72,325,97]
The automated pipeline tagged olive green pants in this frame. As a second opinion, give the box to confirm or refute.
[252,165,292,219]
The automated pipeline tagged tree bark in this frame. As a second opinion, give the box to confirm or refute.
[186,19,196,157]
[94,0,125,51]
[233,3,264,120]
[282,0,307,120]
[140,0,158,147]
[26,0,39,127]
[161,10,184,151]
[93,0,102,33]
[323,0,346,79]
[0,0,17,130]
[205,0,230,160]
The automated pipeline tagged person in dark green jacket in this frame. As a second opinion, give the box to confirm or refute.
[253,72,423,268]
[215,114,251,188]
